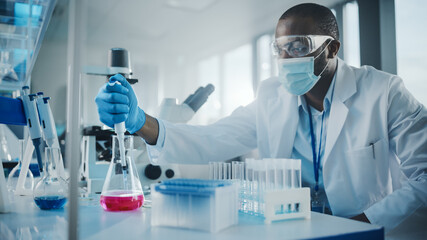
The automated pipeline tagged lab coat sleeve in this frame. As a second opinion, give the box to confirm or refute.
[364,76,427,231]
[147,101,258,165]
[145,118,166,165]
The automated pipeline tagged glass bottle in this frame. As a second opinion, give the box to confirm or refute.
[7,139,34,193]
[33,147,68,210]
[100,135,144,211]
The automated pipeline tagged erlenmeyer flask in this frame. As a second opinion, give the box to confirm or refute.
[33,147,68,210]
[100,135,144,211]
[7,139,34,193]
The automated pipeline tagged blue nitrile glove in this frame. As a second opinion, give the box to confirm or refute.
[95,74,146,134]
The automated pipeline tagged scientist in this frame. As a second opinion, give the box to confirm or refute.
[95,3,427,231]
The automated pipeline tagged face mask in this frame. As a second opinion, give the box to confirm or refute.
[277,43,331,96]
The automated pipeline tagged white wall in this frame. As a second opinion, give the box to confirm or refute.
[27,0,347,180]
[31,0,346,127]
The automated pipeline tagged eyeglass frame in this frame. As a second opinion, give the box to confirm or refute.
[271,35,334,58]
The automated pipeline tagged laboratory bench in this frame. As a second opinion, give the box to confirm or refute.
[0,193,384,240]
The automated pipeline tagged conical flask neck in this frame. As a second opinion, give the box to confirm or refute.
[112,135,134,163]
[43,147,61,179]
[100,136,145,211]
[101,135,143,200]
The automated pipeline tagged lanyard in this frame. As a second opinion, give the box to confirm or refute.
[307,105,325,192]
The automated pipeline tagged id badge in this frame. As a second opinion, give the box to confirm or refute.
[311,188,325,213]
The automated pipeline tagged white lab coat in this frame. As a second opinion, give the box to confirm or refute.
[150,58,427,231]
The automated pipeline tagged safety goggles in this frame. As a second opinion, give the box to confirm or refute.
[271,35,333,58]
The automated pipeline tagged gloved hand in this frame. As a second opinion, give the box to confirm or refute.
[95,73,146,134]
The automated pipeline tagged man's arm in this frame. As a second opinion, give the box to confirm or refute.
[146,102,258,165]
[364,76,427,230]
[135,114,159,145]
[351,213,370,223]
[95,73,258,166]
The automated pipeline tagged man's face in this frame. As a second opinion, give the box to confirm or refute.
[275,16,332,76]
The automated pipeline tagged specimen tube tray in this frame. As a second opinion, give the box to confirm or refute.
[151,179,239,233]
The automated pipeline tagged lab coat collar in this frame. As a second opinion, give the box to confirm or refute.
[323,58,357,164]
[268,58,356,159]
[333,58,357,103]
[297,72,337,114]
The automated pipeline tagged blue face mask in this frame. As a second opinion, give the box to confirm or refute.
[277,44,331,96]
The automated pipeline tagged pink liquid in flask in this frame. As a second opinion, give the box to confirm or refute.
[100,190,144,211]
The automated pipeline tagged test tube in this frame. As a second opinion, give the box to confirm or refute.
[246,159,254,182]
[237,161,245,181]
[284,159,293,213]
[209,162,214,179]
[221,162,226,179]
[217,162,223,180]
[242,162,246,181]
[245,158,254,214]
[225,162,231,180]
[232,161,237,179]
[284,159,293,189]
[234,161,246,212]
[292,159,301,212]
[213,162,218,180]
[252,161,260,215]
[232,161,242,180]
[232,161,243,211]
[292,159,301,188]
[274,159,285,190]
[264,158,275,191]
[258,161,267,216]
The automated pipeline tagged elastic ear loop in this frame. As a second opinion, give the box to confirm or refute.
[314,40,333,77]
[314,39,332,60]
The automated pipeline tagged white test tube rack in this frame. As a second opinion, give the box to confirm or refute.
[240,158,310,224]
[263,187,311,224]
[208,159,311,224]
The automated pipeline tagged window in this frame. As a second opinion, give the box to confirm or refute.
[223,44,253,116]
[195,29,289,123]
[196,55,221,124]
[257,34,274,83]
[395,0,427,106]
[343,1,360,67]
[195,44,254,123]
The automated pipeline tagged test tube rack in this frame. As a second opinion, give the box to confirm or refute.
[263,187,311,224]
[238,183,311,223]
[209,158,311,223]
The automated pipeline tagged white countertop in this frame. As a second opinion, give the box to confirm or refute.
[0,194,383,240]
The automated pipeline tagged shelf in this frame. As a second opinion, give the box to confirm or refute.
[0,0,56,92]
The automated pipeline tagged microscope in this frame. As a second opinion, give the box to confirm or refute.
[81,48,215,194]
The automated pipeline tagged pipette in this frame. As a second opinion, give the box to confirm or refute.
[36,93,66,179]
[20,86,44,173]
[108,81,128,187]
[115,121,127,169]
[36,93,56,147]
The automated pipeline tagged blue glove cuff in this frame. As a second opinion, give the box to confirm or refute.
[127,107,146,134]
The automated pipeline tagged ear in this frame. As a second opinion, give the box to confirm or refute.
[328,40,341,58]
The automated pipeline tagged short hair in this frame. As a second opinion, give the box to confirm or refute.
[279,3,339,40]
